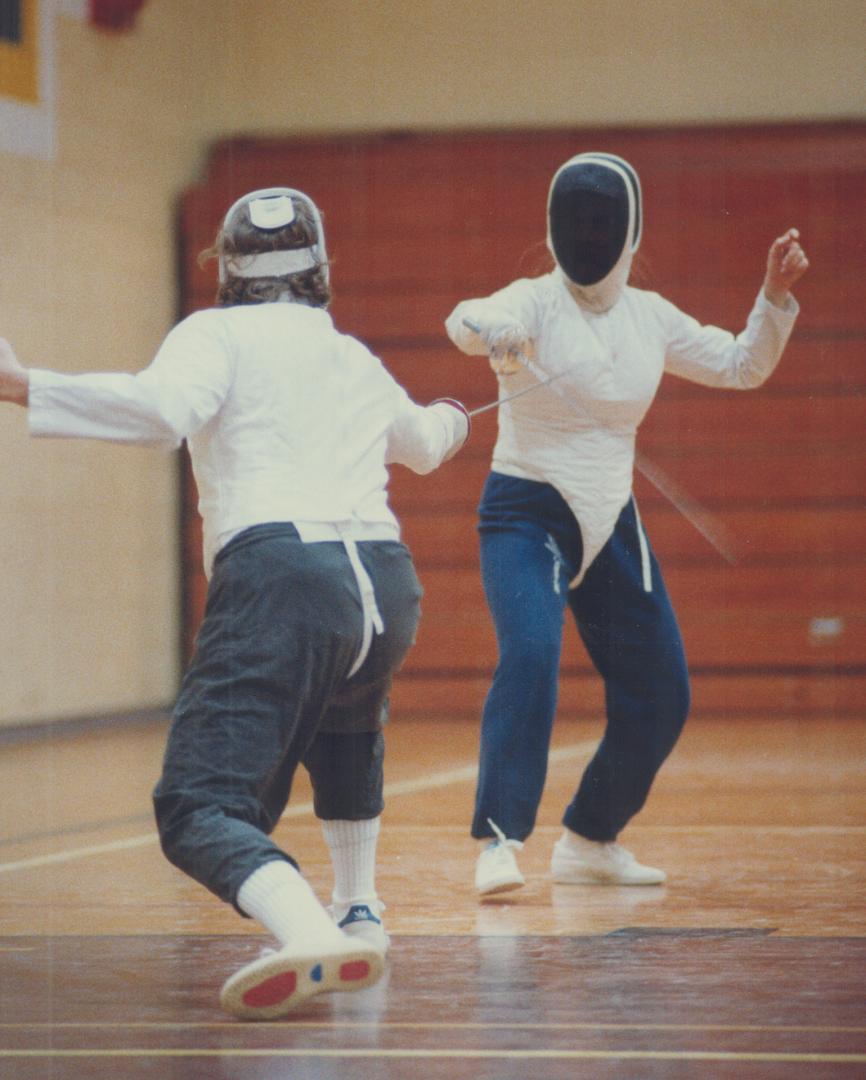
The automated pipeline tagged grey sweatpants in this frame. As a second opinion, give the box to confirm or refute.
[152,523,422,911]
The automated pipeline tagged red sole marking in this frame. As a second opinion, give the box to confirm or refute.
[339,960,371,982]
[242,969,297,1008]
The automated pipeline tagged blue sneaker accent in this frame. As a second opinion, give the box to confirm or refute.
[337,904,381,930]
[310,963,323,982]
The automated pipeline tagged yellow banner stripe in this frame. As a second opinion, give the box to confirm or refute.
[0,0,38,104]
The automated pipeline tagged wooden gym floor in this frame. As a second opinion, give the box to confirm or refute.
[0,710,863,1078]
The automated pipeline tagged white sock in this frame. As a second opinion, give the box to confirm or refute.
[321,817,380,906]
[236,859,344,949]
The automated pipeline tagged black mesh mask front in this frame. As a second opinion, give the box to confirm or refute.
[548,162,632,286]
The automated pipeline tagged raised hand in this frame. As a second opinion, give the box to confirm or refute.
[0,338,30,406]
[764,228,809,307]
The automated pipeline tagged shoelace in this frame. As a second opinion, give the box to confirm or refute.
[486,817,522,852]
[487,818,508,847]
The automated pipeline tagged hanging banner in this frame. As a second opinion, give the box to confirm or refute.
[0,0,55,158]
[0,0,38,103]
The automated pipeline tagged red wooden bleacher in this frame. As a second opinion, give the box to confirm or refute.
[178,124,866,718]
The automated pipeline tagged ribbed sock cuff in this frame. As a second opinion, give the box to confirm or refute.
[237,859,340,948]
[322,817,380,849]
[322,817,380,905]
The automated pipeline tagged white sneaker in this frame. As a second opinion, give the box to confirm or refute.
[220,937,383,1021]
[475,819,526,896]
[551,831,666,886]
[329,900,390,954]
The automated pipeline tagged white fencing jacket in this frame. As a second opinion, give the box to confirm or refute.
[29,301,466,578]
[446,269,799,583]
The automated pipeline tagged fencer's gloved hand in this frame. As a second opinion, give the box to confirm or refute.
[450,308,531,374]
[429,398,471,461]
[485,324,531,377]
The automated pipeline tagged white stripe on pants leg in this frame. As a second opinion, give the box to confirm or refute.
[631,496,653,593]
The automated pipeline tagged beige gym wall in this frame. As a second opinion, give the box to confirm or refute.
[0,0,862,728]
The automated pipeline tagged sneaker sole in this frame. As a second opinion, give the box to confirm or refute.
[220,943,383,1020]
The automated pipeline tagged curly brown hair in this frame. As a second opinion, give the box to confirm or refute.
[199,195,331,308]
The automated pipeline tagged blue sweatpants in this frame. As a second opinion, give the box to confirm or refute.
[472,471,690,843]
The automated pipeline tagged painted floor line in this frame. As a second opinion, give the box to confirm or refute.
[1,1048,864,1063]
[1,1020,863,1033]
[0,741,596,875]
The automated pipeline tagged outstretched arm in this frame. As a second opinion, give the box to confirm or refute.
[0,314,233,448]
[385,393,470,474]
[763,227,809,307]
[445,279,544,377]
[336,335,469,475]
[0,339,29,406]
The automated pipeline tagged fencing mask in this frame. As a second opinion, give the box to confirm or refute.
[547,153,642,311]
[218,186,329,285]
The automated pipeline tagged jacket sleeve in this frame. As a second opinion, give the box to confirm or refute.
[660,289,799,390]
[444,278,544,356]
[385,387,469,474]
[28,312,234,447]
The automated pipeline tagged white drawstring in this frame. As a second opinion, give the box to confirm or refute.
[336,525,385,678]
[544,533,564,595]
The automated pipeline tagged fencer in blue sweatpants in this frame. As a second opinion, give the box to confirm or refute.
[445,151,804,893]
[473,472,690,847]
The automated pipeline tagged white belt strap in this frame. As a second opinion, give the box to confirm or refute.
[337,525,385,677]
